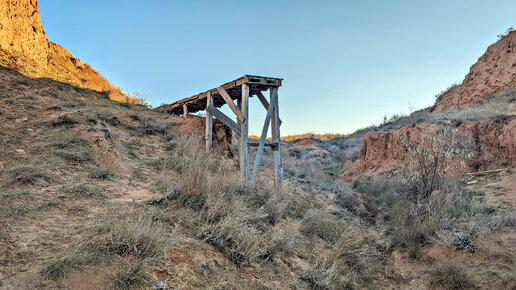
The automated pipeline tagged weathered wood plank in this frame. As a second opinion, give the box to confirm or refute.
[206,105,241,136]
[240,84,249,181]
[183,104,188,118]
[256,91,282,126]
[271,87,282,184]
[205,91,213,151]
[248,141,277,147]
[217,87,245,123]
[251,92,276,185]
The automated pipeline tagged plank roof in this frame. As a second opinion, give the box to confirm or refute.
[156,75,282,115]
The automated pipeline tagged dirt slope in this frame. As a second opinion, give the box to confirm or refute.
[433,31,516,112]
[0,0,135,103]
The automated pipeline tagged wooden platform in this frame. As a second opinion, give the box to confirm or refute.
[156,75,282,115]
[157,74,283,186]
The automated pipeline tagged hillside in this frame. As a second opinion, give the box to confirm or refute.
[0,0,135,103]
[433,30,516,112]
[329,32,516,181]
[0,65,515,289]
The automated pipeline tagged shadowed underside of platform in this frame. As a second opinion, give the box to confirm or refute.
[156,75,282,115]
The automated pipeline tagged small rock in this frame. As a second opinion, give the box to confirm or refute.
[145,189,180,205]
[14,149,26,155]
[152,281,168,290]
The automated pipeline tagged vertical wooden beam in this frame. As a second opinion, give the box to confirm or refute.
[240,84,249,182]
[205,92,213,151]
[183,104,188,118]
[271,87,283,185]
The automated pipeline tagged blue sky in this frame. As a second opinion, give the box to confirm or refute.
[39,1,515,136]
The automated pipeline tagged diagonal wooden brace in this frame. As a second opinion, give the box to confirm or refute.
[217,87,245,123]
[255,91,282,126]
[250,92,277,185]
[206,104,241,136]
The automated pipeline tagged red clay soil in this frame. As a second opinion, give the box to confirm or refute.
[433,31,516,112]
[0,0,135,103]
[341,118,516,181]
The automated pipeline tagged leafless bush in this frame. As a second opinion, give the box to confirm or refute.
[400,122,473,198]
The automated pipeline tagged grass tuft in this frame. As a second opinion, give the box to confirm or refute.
[110,261,152,290]
[429,265,475,289]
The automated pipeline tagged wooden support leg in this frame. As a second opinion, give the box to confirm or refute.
[251,89,276,185]
[205,92,213,151]
[239,84,249,182]
[183,104,188,118]
[270,87,282,185]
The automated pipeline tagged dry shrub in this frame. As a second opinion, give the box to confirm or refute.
[299,261,345,290]
[59,182,105,200]
[429,264,475,289]
[202,207,270,266]
[166,135,303,265]
[41,207,168,279]
[301,226,393,289]
[299,210,346,243]
[270,226,302,256]
[4,160,56,185]
[87,210,167,258]
[44,129,94,163]
[399,123,473,198]
[110,261,152,290]
[87,165,114,180]
[41,251,98,280]
[135,115,171,136]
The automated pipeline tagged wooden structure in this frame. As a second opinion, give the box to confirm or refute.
[157,75,283,185]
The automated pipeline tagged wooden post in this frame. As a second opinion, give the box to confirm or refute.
[270,87,282,184]
[250,90,276,185]
[239,84,249,181]
[183,104,188,118]
[205,91,213,151]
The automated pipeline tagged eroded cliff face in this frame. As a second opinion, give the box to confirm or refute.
[341,118,516,181]
[432,31,516,112]
[0,0,134,103]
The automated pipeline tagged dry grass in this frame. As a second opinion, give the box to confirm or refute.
[299,210,346,243]
[429,265,475,289]
[110,261,153,290]
[59,182,105,200]
[41,206,169,279]
[3,159,57,185]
